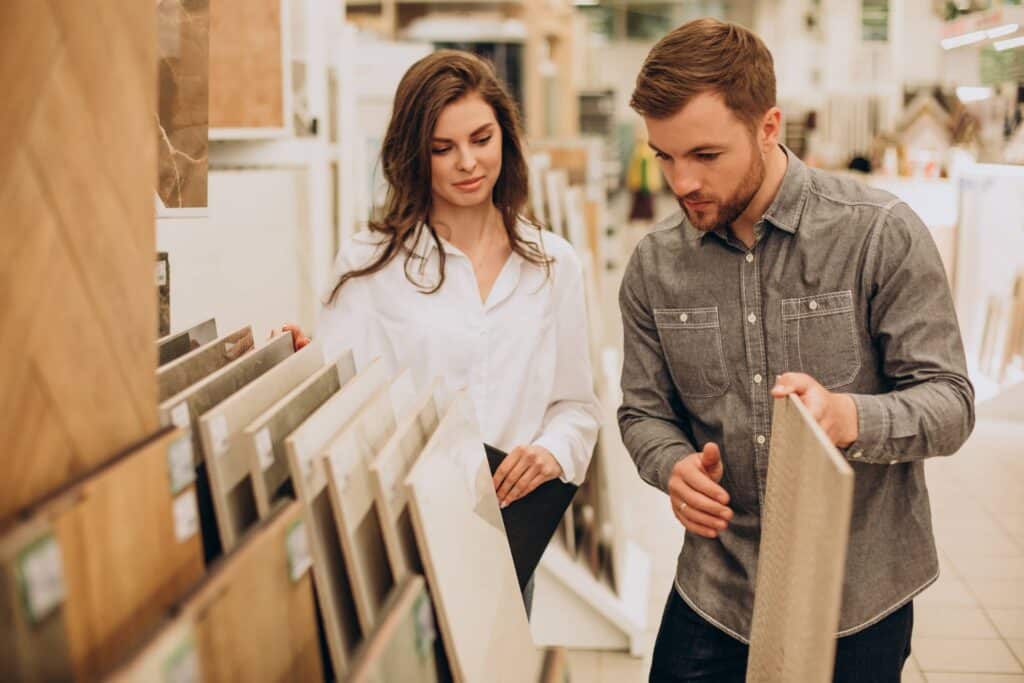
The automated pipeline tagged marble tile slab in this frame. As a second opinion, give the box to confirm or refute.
[747,396,855,683]
[157,318,218,367]
[157,327,254,402]
[156,0,208,209]
[405,391,541,683]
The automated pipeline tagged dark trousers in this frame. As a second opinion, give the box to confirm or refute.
[649,589,914,682]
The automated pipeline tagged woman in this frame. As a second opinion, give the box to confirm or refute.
[282,50,599,523]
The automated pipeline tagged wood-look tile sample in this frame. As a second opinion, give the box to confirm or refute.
[1,0,158,524]
[157,318,218,367]
[244,353,358,517]
[209,0,286,129]
[197,342,328,551]
[0,428,204,681]
[157,326,254,403]
[156,0,208,209]
[323,371,416,633]
[747,395,855,683]
[539,647,570,683]
[347,575,440,683]
[199,500,323,681]
[368,382,442,581]
[283,358,389,675]
[405,392,541,683]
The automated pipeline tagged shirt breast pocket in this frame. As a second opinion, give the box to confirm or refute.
[654,307,730,398]
[781,290,861,389]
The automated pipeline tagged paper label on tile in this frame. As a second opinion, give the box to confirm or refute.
[167,436,196,494]
[173,490,199,543]
[170,402,191,429]
[286,520,312,583]
[208,415,229,458]
[413,592,437,659]
[16,535,66,624]
[155,260,168,287]
[162,635,200,683]
[256,428,274,471]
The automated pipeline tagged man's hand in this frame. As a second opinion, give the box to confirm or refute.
[668,443,733,539]
[771,372,859,447]
[492,445,563,508]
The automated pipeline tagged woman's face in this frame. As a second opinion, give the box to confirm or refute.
[430,92,503,211]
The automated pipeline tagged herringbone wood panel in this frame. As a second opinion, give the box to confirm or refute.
[0,0,157,523]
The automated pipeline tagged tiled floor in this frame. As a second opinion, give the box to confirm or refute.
[562,214,1024,681]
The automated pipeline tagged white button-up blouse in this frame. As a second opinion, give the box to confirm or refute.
[315,222,601,485]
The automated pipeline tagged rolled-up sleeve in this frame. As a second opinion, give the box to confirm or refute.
[532,249,601,486]
[844,201,975,464]
[617,238,696,492]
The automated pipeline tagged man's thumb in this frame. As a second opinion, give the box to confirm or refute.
[701,442,721,469]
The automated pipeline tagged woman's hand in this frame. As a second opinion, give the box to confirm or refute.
[492,445,563,508]
[271,323,311,352]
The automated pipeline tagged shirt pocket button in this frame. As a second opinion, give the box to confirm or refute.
[808,300,819,311]
[679,313,688,322]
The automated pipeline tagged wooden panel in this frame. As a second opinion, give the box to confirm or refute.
[197,342,328,551]
[157,327,254,403]
[406,392,541,683]
[283,358,389,675]
[209,0,285,129]
[323,371,416,632]
[347,575,439,683]
[192,501,323,682]
[156,0,208,209]
[368,382,442,581]
[244,354,357,517]
[747,396,854,683]
[157,318,218,367]
[0,428,204,681]
[0,0,157,524]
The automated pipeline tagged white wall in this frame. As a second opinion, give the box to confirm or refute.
[157,169,318,342]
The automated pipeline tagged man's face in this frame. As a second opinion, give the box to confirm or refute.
[645,92,767,233]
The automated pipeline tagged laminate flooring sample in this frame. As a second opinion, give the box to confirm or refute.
[157,318,217,367]
[282,358,389,675]
[157,326,254,402]
[347,575,439,683]
[406,392,541,683]
[0,428,204,681]
[746,395,854,683]
[197,342,329,550]
[368,381,442,581]
[244,353,357,517]
[324,371,416,632]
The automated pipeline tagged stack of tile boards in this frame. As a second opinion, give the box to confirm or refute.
[2,317,565,681]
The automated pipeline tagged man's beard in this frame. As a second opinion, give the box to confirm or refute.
[678,148,766,233]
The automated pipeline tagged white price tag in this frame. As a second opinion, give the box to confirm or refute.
[162,636,200,683]
[17,535,66,624]
[209,415,229,457]
[172,490,199,543]
[170,402,191,429]
[156,260,168,287]
[286,520,312,582]
[167,436,195,494]
[256,428,274,472]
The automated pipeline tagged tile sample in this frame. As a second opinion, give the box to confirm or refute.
[406,392,542,682]
[0,428,204,680]
[105,618,200,683]
[156,0,208,209]
[1,0,158,524]
[539,647,570,683]
[243,354,358,517]
[157,327,254,402]
[197,342,329,550]
[747,396,855,683]
[157,318,218,367]
[323,371,417,632]
[283,359,390,674]
[156,252,170,337]
[368,382,443,581]
[347,575,440,683]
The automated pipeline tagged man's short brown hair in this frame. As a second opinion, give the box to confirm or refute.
[630,18,776,129]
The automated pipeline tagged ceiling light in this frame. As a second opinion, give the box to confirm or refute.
[995,35,1024,51]
[986,23,1019,39]
[942,30,987,49]
[956,86,994,103]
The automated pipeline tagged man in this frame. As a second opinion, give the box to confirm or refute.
[618,18,974,682]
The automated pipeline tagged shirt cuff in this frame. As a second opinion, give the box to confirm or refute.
[532,435,578,486]
[843,393,889,464]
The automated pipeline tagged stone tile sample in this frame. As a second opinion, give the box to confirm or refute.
[157,327,254,403]
[157,318,218,367]
[156,252,170,336]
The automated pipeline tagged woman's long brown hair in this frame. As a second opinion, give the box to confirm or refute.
[326,50,550,304]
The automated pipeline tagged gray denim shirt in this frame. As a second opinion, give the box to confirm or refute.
[617,147,975,642]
